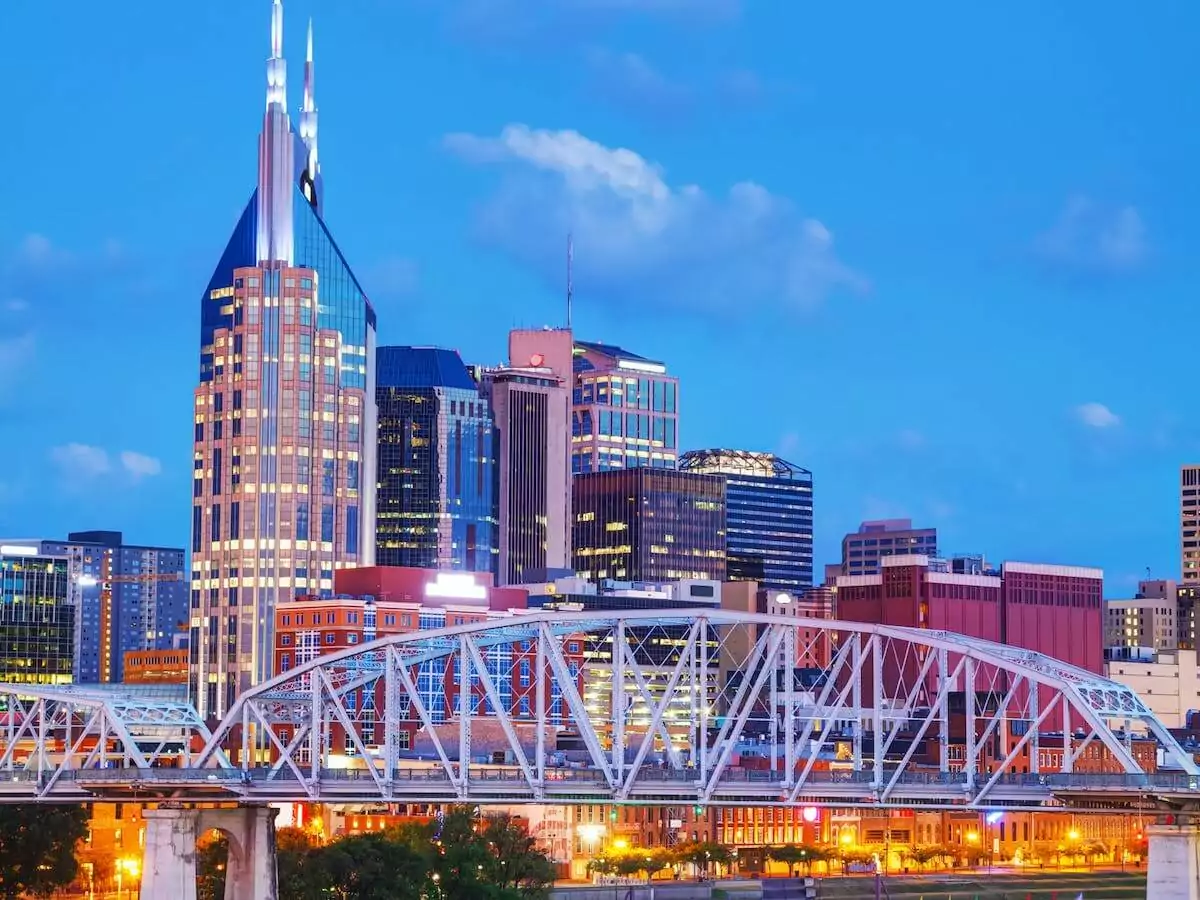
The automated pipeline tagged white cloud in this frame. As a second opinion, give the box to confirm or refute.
[1074,402,1120,429]
[0,333,35,398]
[1035,196,1147,274]
[445,125,866,314]
[120,451,163,480]
[50,445,162,482]
[3,299,27,313]
[51,443,112,478]
[17,233,56,267]
[585,49,694,115]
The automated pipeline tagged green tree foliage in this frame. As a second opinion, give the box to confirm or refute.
[0,804,88,900]
[276,807,556,900]
[768,843,828,876]
[276,827,328,900]
[196,832,229,900]
[318,832,427,900]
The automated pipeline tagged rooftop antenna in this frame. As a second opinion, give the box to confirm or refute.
[566,232,574,331]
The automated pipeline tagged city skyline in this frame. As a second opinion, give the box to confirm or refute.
[3,1,1199,586]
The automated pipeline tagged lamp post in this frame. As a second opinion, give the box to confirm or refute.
[116,857,140,900]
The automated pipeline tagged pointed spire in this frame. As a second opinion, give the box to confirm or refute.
[271,0,284,58]
[265,0,287,109]
[258,0,295,264]
[299,17,321,213]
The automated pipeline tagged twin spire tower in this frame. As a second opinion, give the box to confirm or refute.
[257,0,322,265]
[191,0,377,719]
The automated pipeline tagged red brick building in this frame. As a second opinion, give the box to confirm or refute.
[271,566,585,758]
[837,555,1102,674]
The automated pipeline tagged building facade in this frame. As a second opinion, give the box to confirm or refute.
[482,366,571,585]
[37,531,186,684]
[1183,465,1200,583]
[569,341,679,474]
[1107,648,1199,729]
[375,347,496,573]
[841,519,937,576]
[269,567,592,763]
[0,544,76,685]
[190,3,378,717]
[1105,595,1177,652]
[837,554,1104,678]
[123,649,190,685]
[679,449,813,591]
[572,468,726,584]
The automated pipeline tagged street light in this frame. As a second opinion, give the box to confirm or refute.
[116,857,140,900]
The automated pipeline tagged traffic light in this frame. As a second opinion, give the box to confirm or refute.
[693,805,704,816]
[610,808,618,822]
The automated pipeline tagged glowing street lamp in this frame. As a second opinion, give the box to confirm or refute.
[116,857,140,900]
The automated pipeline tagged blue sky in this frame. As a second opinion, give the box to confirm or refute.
[1,0,1197,591]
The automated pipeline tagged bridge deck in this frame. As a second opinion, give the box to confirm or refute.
[0,766,1194,810]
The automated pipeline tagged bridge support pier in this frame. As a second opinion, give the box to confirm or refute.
[140,806,277,900]
[1148,821,1200,900]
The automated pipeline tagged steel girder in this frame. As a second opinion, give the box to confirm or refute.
[0,684,221,799]
[0,611,1195,806]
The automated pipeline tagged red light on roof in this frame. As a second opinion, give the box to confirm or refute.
[530,353,545,367]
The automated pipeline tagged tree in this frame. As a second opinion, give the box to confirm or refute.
[903,846,943,872]
[675,841,733,877]
[0,804,89,900]
[640,849,674,881]
[317,832,426,900]
[276,827,327,900]
[73,843,116,892]
[478,812,556,897]
[196,832,229,900]
[586,857,617,878]
[767,845,807,877]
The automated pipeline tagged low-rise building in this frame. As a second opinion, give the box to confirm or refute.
[1107,648,1200,729]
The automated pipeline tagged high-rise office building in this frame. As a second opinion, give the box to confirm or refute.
[569,341,679,473]
[375,347,496,573]
[840,518,937,576]
[190,2,377,717]
[482,365,571,585]
[0,544,77,685]
[678,449,814,591]
[1183,466,1200,583]
[572,468,726,583]
[37,531,185,683]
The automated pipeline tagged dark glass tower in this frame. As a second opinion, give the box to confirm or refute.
[0,549,75,685]
[572,468,727,583]
[375,347,497,573]
[679,449,814,592]
[190,1,377,718]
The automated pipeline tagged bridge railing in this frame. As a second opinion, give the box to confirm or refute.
[54,764,1200,794]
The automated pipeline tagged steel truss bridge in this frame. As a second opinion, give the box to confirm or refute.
[0,610,1196,812]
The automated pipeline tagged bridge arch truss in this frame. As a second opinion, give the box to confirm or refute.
[0,610,1194,808]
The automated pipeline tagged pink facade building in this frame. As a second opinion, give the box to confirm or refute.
[1001,561,1104,675]
[836,555,1103,710]
[190,3,376,717]
[508,331,680,474]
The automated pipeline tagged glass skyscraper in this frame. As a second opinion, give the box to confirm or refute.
[190,2,377,717]
[571,341,679,473]
[0,546,76,685]
[678,450,814,592]
[572,469,726,583]
[375,347,497,573]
